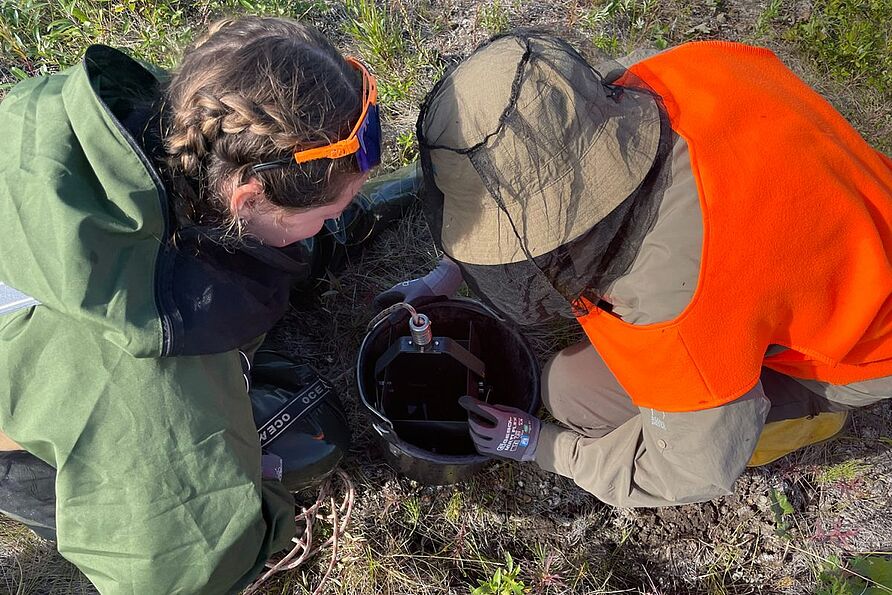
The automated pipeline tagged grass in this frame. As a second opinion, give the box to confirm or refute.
[0,518,90,595]
[340,0,441,168]
[787,0,892,96]
[0,0,327,89]
[815,459,870,486]
[444,490,464,524]
[580,0,671,54]
[477,0,511,35]
[343,0,405,70]
[754,0,783,37]
[2,1,892,594]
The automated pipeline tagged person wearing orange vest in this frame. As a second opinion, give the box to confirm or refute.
[414,32,892,506]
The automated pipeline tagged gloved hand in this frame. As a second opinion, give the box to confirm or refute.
[458,395,540,462]
[373,256,463,309]
[261,453,283,481]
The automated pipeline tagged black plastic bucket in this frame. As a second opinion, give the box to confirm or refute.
[356,298,540,484]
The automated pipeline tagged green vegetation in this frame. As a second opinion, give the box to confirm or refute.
[472,553,527,595]
[444,490,464,524]
[788,0,892,95]
[378,75,413,103]
[402,494,422,526]
[769,487,795,537]
[0,0,325,78]
[754,0,783,37]
[343,0,405,71]
[1,0,188,77]
[341,0,439,164]
[0,0,326,87]
[394,129,418,165]
[581,0,670,53]
[818,555,892,595]
[815,459,870,486]
[478,0,510,35]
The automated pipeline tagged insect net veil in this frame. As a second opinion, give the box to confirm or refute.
[417,32,675,325]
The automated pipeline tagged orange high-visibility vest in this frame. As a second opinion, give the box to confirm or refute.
[577,41,892,412]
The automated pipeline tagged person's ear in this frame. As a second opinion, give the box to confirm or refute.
[229,178,265,221]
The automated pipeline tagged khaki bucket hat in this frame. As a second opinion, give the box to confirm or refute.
[420,33,661,265]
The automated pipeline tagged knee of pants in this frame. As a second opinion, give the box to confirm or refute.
[541,352,563,419]
[540,343,639,437]
[540,348,586,426]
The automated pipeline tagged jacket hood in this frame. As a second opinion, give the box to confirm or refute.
[0,46,310,358]
[0,45,169,357]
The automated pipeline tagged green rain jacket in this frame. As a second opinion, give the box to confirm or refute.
[0,46,297,593]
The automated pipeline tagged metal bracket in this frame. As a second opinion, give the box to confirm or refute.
[373,336,486,379]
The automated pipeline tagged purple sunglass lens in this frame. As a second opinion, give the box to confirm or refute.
[356,104,382,172]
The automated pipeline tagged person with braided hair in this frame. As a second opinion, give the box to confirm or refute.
[0,16,410,593]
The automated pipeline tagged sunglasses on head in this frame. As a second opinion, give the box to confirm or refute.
[252,56,381,174]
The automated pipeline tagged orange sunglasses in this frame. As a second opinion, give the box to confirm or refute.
[252,56,382,173]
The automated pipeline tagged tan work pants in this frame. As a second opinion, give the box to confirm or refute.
[542,342,872,440]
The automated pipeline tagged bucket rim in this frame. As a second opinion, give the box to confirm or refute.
[355,296,540,463]
[355,296,510,424]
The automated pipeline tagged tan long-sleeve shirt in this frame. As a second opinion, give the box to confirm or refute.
[533,136,890,507]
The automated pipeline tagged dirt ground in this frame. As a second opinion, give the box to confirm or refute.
[1,0,891,594]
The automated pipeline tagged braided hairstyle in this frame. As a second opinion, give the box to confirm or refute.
[162,17,362,234]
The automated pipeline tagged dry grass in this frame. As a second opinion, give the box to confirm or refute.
[1,1,891,594]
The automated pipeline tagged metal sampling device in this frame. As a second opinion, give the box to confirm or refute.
[357,299,540,484]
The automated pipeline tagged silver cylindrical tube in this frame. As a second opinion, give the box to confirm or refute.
[408,313,432,347]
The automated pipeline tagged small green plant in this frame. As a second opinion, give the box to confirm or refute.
[378,76,414,104]
[472,553,527,595]
[530,543,567,591]
[231,0,326,17]
[769,487,795,537]
[395,130,418,165]
[585,0,655,33]
[815,459,869,486]
[817,556,851,595]
[787,0,892,95]
[444,490,464,524]
[402,495,421,526]
[818,555,892,595]
[478,0,510,35]
[590,33,621,55]
[650,22,670,49]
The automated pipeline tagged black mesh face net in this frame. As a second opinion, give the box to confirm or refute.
[418,32,675,326]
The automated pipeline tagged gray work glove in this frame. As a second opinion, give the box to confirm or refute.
[373,256,463,309]
[459,395,541,462]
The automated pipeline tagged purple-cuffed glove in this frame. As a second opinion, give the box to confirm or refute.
[373,256,463,309]
[459,395,540,462]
